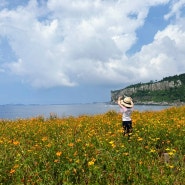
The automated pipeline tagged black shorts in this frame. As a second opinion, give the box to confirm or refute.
[122,121,132,132]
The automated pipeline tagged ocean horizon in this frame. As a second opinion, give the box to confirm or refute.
[0,103,171,120]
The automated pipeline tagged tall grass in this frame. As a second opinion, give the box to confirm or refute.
[0,106,185,184]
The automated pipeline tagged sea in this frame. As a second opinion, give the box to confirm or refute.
[0,103,171,120]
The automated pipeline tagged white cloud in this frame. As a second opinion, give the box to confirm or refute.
[164,0,185,20]
[0,0,185,89]
[129,21,185,82]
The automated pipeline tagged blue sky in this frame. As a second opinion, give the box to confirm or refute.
[0,0,185,104]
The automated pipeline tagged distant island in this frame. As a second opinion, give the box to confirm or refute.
[111,73,185,105]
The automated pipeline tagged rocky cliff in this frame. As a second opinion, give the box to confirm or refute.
[111,73,185,104]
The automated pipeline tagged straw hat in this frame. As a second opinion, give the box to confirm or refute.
[120,97,133,108]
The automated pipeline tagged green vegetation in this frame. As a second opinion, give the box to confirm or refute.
[128,73,185,103]
[132,86,185,102]
[128,73,185,88]
[161,73,185,84]
[0,106,185,184]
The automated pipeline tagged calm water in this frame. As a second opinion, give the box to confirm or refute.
[0,103,171,120]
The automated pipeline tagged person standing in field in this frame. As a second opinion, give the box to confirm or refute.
[117,96,134,139]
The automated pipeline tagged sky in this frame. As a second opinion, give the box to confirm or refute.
[0,0,185,104]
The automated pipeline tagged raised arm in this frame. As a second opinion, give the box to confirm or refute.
[118,96,134,109]
[117,96,125,109]
[130,98,134,107]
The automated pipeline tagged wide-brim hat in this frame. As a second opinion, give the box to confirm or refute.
[120,97,133,108]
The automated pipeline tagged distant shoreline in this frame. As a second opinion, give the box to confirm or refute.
[110,101,185,106]
[134,101,185,106]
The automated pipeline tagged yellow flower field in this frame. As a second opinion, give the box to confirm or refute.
[0,106,185,184]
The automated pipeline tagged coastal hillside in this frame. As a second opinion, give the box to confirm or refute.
[111,73,185,105]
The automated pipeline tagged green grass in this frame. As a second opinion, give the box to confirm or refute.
[0,106,185,184]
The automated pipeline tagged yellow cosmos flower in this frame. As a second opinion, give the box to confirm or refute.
[10,169,16,174]
[54,159,59,163]
[13,141,20,145]
[88,157,96,166]
[137,137,143,141]
[109,140,116,148]
[150,149,156,153]
[109,141,114,144]
[73,151,78,156]
[121,144,125,148]
[139,161,143,165]
[46,143,52,148]
[75,159,80,164]
[165,148,176,156]
[41,137,48,142]
[76,139,81,143]
[56,151,62,156]
[123,152,129,156]
[13,164,19,169]
[168,152,174,156]
[68,143,74,147]
[88,161,94,166]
